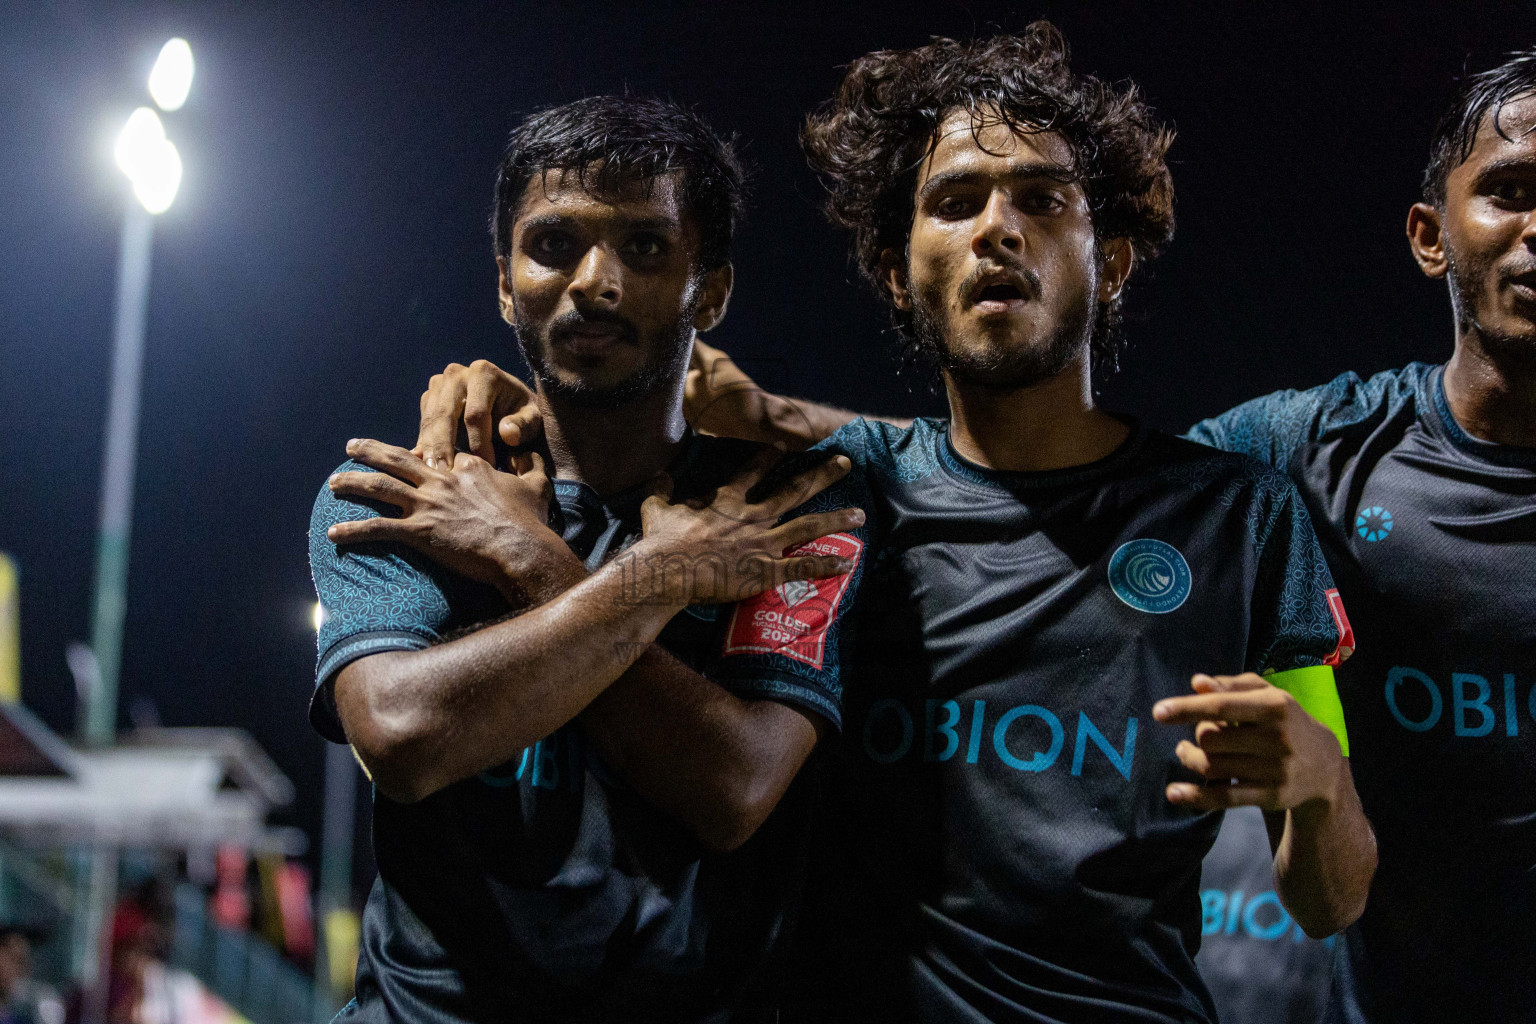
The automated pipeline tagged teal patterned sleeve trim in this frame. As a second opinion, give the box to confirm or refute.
[308,462,453,740]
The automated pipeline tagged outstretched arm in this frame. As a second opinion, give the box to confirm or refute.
[411,345,911,465]
[1154,673,1376,937]
[685,339,905,448]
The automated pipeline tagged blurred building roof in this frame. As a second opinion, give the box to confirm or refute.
[0,704,304,854]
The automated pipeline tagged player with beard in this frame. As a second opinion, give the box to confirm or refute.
[307,96,867,1023]
[568,50,1536,1024]
[414,28,1378,1023]
[1182,53,1536,1023]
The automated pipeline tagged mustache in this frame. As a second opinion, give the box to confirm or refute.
[959,260,1042,302]
[546,306,640,344]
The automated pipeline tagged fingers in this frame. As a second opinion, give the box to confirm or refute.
[326,515,412,547]
[513,451,553,505]
[1175,741,1286,784]
[769,507,866,551]
[499,404,544,448]
[415,368,469,470]
[752,453,853,513]
[1193,721,1290,756]
[778,553,856,583]
[510,450,545,477]
[463,378,499,464]
[329,469,417,510]
[1191,672,1270,694]
[728,446,785,495]
[346,438,434,486]
[449,451,491,473]
[1166,781,1278,811]
[1153,688,1288,727]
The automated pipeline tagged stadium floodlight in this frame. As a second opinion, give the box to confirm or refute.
[148,38,194,112]
[114,107,181,215]
[313,602,326,632]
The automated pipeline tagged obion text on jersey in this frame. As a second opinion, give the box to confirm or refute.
[1384,666,1535,737]
[860,698,1139,779]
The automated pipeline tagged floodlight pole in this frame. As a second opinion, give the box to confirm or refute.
[83,200,154,746]
[72,197,154,1024]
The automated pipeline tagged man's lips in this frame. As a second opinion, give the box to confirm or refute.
[553,324,629,357]
[965,269,1033,313]
[1507,270,1536,301]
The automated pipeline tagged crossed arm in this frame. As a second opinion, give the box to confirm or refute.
[412,352,1376,933]
[328,440,858,850]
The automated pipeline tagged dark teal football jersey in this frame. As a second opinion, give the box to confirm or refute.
[1189,363,1536,1023]
[307,433,864,1024]
[723,418,1347,1023]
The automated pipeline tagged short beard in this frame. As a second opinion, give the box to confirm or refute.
[1446,239,1536,369]
[908,280,1092,391]
[513,300,697,410]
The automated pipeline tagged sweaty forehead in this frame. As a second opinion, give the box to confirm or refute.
[919,107,1076,182]
[1463,93,1536,167]
[514,167,686,228]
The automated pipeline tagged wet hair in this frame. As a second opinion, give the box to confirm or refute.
[492,95,747,270]
[801,23,1175,371]
[1424,49,1536,207]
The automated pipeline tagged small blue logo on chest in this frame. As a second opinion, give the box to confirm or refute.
[1108,539,1192,614]
[1355,506,1393,542]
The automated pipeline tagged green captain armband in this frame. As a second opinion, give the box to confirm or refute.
[1264,665,1349,756]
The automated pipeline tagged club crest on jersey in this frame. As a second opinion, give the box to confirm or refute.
[1108,539,1191,614]
[723,533,862,669]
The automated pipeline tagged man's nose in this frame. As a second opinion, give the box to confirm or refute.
[569,245,623,309]
[971,191,1024,259]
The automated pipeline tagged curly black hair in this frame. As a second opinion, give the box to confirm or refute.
[492,95,748,271]
[1424,48,1536,208]
[801,23,1175,371]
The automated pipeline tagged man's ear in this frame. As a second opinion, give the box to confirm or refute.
[1098,238,1135,303]
[496,257,516,325]
[1407,203,1449,279]
[693,262,734,333]
[880,248,912,311]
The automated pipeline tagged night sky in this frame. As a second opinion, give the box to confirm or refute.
[3,1,1533,893]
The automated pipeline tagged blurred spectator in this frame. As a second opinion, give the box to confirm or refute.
[0,923,63,1024]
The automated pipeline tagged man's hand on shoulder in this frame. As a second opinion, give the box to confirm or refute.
[625,445,864,607]
[327,438,583,606]
[414,359,543,469]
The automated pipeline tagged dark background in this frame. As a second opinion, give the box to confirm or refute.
[4,0,1533,896]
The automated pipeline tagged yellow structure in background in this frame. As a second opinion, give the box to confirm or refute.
[0,553,18,703]
[324,908,360,1000]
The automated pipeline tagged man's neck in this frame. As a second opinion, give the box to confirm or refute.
[538,376,690,496]
[1442,330,1536,449]
[944,355,1130,473]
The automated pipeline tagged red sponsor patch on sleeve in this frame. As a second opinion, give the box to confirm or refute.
[1324,587,1354,666]
[722,533,863,670]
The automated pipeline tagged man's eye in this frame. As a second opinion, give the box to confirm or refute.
[535,234,572,256]
[1023,193,1065,212]
[936,197,973,218]
[626,236,664,257]
[1493,181,1534,204]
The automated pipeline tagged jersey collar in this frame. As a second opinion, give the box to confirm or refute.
[937,416,1148,492]
[1423,364,1536,468]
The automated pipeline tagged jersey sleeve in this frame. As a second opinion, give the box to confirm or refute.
[308,461,453,743]
[1245,479,1351,677]
[1185,389,1323,473]
[711,425,874,731]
